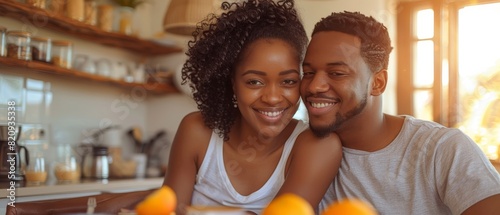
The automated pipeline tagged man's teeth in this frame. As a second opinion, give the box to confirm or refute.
[311,102,333,108]
[260,110,283,117]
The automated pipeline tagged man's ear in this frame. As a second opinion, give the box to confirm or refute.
[371,69,387,96]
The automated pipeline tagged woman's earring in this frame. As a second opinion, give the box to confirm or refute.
[232,95,238,108]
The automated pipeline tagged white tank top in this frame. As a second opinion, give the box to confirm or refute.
[191,120,308,214]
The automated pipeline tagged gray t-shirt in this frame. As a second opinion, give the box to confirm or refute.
[320,116,500,215]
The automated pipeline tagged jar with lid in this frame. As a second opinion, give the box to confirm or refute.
[6,31,31,61]
[31,36,51,63]
[0,26,6,57]
[82,146,110,179]
[51,40,73,69]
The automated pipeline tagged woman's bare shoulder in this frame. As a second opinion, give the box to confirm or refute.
[174,112,213,150]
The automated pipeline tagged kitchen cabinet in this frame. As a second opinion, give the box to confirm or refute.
[0,0,182,94]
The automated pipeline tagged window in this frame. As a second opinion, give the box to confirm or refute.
[397,0,500,160]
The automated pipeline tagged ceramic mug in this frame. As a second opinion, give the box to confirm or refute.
[95,58,112,77]
[73,54,96,74]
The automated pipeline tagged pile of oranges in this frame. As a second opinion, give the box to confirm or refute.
[135,186,376,215]
[262,193,377,215]
[262,193,315,215]
[321,198,377,215]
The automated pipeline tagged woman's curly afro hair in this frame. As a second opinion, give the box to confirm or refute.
[313,11,393,73]
[182,0,308,141]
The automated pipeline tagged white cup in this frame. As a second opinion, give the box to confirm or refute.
[132,153,147,178]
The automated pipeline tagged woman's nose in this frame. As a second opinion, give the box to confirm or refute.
[261,84,283,104]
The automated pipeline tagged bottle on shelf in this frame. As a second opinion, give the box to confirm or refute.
[0,26,6,57]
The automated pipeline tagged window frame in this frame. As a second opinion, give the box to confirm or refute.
[396,0,500,127]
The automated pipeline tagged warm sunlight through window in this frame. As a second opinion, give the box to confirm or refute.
[456,3,500,160]
[412,9,434,120]
[416,9,433,39]
[401,1,500,161]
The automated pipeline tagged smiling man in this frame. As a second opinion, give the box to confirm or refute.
[301,11,500,215]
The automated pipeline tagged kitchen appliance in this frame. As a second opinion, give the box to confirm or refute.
[0,125,29,182]
[82,145,110,179]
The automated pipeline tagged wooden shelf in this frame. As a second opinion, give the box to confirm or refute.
[0,0,183,56]
[0,57,179,94]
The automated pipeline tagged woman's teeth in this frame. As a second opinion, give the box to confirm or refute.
[259,110,284,117]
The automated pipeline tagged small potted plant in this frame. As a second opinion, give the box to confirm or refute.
[112,0,146,35]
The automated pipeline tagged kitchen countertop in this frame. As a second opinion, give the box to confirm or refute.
[1,177,163,199]
[0,177,163,214]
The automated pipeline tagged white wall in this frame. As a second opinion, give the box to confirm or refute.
[0,0,397,169]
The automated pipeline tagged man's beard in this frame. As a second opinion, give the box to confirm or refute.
[310,95,368,138]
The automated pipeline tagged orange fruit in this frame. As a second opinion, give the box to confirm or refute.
[262,193,314,215]
[321,198,377,215]
[135,186,177,215]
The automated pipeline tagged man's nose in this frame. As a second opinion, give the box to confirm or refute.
[307,72,330,94]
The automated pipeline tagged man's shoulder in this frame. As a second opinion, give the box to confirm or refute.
[401,115,462,136]
[402,115,444,128]
[399,115,476,152]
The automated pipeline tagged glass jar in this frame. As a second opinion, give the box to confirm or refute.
[97,3,114,32]
[66,0,84,21]
[0,26,6,57]
[26,0,46,9]
[31,36,51,63]
[51,40,72,69]
[6,31,31,61]
[118,6,134,35]
[25,151,48,186]
[83,0,97,26]
[54,145,81,183]
[49,0,66,16]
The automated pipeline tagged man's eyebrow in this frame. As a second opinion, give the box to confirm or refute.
[303,61,348,67]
